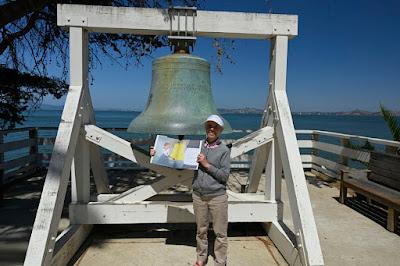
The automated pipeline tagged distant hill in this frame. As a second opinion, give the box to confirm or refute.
[293,109,400,116]
[218,108,263,114]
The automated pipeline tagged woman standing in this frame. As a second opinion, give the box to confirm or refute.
[193,114,231,266]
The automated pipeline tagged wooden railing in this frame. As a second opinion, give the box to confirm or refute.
[1,127,400,189]
[0,127,40,188]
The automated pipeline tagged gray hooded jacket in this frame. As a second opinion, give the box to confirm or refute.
[192,141,231,197]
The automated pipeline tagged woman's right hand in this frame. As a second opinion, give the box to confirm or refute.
[150,146,155,156]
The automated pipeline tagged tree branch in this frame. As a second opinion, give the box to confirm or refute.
[0,12,40,55]
[0,0,54,28]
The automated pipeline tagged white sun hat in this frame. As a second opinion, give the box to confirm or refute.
[205,114,224,128]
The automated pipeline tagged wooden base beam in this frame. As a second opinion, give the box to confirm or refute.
[69,200,279,224]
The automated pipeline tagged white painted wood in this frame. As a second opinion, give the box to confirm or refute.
[24,27,87,266]
[301,155,312,163]
[84,84,110,194]
[314,130,400,148]
[298,138,370,163]
[51,224,93,266]
[271,35,323,265]
[264,222,302,266]
[89,142,111,193]
[313,141,370,163]
[24,88,84,266]
[85,125,136,162]
[70,28,90,204]
[264,141,275,201]
[297,140,313,148]
[57,4,298,39]
[226,190,275,202]
[71,131,90,203]
[245,119,271,192]
[274,89,324,265]
[274,135,283,219]
[230,126,274,158]
[295,130,314,134]
[312,155,367,180]
[69,201,278,224]
[247,37,277,193]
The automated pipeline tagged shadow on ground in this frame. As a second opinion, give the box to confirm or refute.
[69,223,269,266]
[333,195,400,236]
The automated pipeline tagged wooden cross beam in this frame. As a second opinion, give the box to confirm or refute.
[57,4,298,39]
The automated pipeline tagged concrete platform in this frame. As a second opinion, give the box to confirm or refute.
[73,225,287,266]
[1,170,400,265]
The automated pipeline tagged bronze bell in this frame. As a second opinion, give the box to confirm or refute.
[127,52,232,135]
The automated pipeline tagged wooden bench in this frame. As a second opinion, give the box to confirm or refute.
[339,151,400,232]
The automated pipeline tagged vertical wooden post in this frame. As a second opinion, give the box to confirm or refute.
[387,208,398,232]
[264,141,275,201]
[385,145,397,155]
[70,26,91,205]
[29,128,39,169]
[85,87,110,194]
[246,40,277,193]
[0,132,4,201]
[340,138,350,166]
[274,134,283,220]
[272,35,324,265]
[311,132,319,157]
[339,171,348,204]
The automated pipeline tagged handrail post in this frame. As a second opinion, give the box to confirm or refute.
[311,132,319,157]
[29,128,39,169]
[385,145,398,155]
[340,138,350,166]
[0,132,4,200]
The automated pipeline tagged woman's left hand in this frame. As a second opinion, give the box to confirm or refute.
[197,153,210,169]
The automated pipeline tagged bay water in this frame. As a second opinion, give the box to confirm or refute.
[3,110,396,163]
[20,110,394,140]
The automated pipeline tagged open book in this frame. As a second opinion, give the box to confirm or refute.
[150,135,203,170]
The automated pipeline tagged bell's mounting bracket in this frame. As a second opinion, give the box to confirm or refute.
[168,6,197,52]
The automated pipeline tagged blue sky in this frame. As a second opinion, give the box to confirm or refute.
[44,0,400,112]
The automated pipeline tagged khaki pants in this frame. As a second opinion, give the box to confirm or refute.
[192,193,228,266]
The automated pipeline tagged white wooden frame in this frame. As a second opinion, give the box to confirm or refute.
[25,4,323,266]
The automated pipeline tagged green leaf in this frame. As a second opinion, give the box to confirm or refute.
[380,104,400,142]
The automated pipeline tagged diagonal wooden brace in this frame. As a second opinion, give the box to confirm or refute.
[84,125,194,202]
[24,86,85,266]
